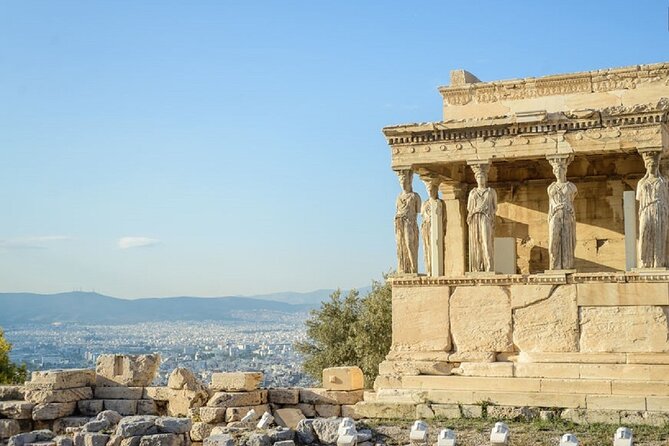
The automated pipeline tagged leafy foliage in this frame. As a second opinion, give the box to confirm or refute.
[296,277,392,386]
[0,327,27,384]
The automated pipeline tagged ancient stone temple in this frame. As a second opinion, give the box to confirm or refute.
[364,63,669,422]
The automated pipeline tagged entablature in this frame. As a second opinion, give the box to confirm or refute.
[383,101,669,170]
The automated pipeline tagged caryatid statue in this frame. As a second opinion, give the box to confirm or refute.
[547,155,578,270]
[420,176,447,276]
[467,162,497,272]
[394,169,421,274]
[636,149,669,268]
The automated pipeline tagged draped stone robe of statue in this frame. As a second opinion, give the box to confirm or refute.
[637,151,669,268]
[421,194,447,275]
[467,165,497,272]
[547,158,578,270]
[548,182,578,269]
[394,170,421,274]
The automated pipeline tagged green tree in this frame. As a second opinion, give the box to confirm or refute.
[352,278,392,384]
[0,327,28,384]
[296,277,392,387]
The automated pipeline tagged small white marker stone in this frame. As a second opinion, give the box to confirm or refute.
[489,422,509,445]
[256,411,274,429]
[559,433,578,446]
[338,418,356,437]
[240,408,257,423]
[437,429,456,446]
[410,420,428,444]
[337,426,358,446]
[613,427,633,446]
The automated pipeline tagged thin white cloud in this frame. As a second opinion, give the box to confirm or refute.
[0,235,72,250]
[118,236,160,250]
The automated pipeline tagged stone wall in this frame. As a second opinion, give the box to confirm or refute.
[366,276,669,423]
[0,357,364,446]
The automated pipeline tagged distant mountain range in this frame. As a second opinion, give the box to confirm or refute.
[0,287,370,325]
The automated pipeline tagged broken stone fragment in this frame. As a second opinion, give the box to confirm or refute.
[167,368,205,392]
[311,418,343,445]
[81,420,110,433]
[25,387,93,404]
[137,434,177,446]
[0,401,34,419]
[267,389,299,405]
[295,419,316,444]
[77,401,104,417]
[94,387,144,400]
[53,417,90,435]
[96,355,160,387]
[0,386,25,401]
[136,400,158,416]
[272,408,305,430]
[144,387,207,417]
[0,419,21,439]
[103,400,138,417]
[96,410,122,426]
[198,407,226,424]
[155,417,191,435]
[225,405,269,423]
[54,435,73,446]
[32,402,77,421]
[322,367,364,391]
[9,430,55,446]
[188,422,212,442]
[315,404,340,418]
[268,427,294,443]
[299,389,364,405]
[203,434,234,446]
[210,372,263,392]
[247,433,270,446]
[115,416,159,438]
[77,433,110,446]
[206,391,265,408]
[30,370,95,390]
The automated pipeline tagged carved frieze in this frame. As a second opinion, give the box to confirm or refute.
[438,62,669,106]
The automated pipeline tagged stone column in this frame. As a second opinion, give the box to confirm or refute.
[394,169,421,274]
[636,148,669,269]
[440,182,467,276]
[466,160,497,273]
[419,175,446,276]
[546,154,577,271]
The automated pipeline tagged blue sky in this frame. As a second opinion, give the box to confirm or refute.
[0,1,667,298]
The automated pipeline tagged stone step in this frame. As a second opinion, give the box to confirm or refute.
[398,374,669,396]
[518,352,669,365]
[443,360,669,380]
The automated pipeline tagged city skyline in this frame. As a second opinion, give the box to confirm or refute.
[1,1,668,298]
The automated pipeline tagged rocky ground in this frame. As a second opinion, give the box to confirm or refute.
[363,418,669,446]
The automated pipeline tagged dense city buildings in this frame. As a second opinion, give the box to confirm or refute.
[4,314,315,388]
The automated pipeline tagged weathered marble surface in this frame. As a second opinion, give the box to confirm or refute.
[637,149,669,269]
[467,162,496,272]
[390,285,451,353]
[547,156,577,270]
[513,285,579,352]
[394,169,421,274]
[420,178,446,276]
[449,285,512,353]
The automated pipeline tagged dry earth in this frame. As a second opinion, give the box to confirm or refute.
[361,418,669,446]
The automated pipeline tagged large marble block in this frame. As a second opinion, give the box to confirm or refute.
[391,286,451,353]
[449,285,512,353]
[513,285,579,352]
[96,354,160,387]
[580,306,669,353]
